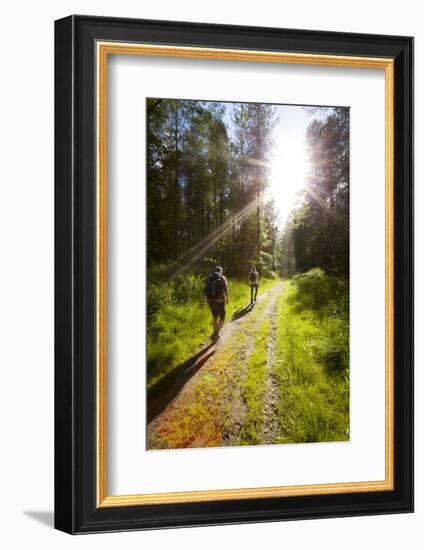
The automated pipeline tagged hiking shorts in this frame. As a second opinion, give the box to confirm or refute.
[208,300,226,321]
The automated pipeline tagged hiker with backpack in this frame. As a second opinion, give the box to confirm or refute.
[249,265,259,304]
[204,266,229,341]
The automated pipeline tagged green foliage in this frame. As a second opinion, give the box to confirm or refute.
[172,274,204,303]
[147,276,279,388]
[147,274,205,317]
[147,283,174,317]
[315,316,349,375]
[250,250,279,279]
[291,268,349,320]
[147,97,281,276]
[274,276,349,443]
[282,107,349,276]
[148,302,211,387]
[292,267,332,310]
[146,97,351,444]
[148,98,349,282]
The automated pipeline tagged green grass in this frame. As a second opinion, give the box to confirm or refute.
[151,301,269,449]
[148,267,350,449]
[239,319,270,445]
[274,271,349,444]
[147,276,279,388]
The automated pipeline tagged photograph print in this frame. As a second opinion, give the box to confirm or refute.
[146,97,350,451]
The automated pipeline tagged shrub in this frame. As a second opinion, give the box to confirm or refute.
[286,269,349,376]
[316,317,349,375]
[290,268,349,317]
[291,268,332,311]
[147,282,174,316]
[172,274,204,303]
[148,273,205,317]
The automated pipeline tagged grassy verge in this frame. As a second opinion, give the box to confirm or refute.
[274,270,349,444]
[147,276,279,388]
[238,319,270,445]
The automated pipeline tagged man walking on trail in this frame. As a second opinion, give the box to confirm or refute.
[204,266,229,341]
[249,265,259,304]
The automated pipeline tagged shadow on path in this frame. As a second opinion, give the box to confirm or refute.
[232,302,255,321]
[147,342,216,424]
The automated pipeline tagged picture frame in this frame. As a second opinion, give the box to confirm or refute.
[54,15,414,534]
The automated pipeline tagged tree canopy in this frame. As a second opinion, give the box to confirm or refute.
[147,98,349,279]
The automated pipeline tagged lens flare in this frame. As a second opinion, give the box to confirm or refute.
[267,135,309,227]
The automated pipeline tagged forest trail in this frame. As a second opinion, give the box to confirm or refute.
[147,281,285,450]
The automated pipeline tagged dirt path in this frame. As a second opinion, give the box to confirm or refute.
[147,282,285,450]
[221,283,283,446]
[259,295,282,444]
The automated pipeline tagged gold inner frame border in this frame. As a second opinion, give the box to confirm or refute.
[96,41,394,508]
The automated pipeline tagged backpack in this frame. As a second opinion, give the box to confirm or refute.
[205,272,222,299]
[249,270,258,283]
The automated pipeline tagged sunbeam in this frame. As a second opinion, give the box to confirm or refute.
[303,184,349,232]
[168,194,262,279]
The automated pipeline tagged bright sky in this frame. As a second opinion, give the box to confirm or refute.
[266,105,311,228]
[222,102,316,229]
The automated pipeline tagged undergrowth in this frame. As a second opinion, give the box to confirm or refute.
[147,274,279,388]
[274,269,350,443]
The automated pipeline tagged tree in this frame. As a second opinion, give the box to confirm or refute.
[282,107,349,275]
[147,98,280,277]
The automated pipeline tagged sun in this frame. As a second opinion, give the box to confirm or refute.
[267,134,309,228]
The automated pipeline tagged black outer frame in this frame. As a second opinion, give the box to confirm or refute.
[54,15,414,534]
